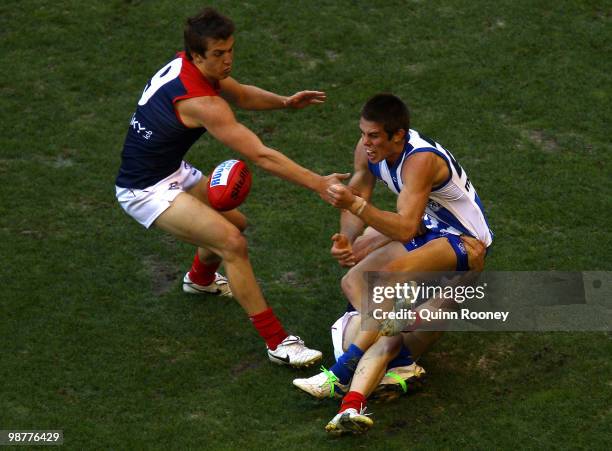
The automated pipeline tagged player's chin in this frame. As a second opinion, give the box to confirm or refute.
[365,152,379,163]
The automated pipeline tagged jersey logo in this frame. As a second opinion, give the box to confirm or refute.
[130,114,153,140]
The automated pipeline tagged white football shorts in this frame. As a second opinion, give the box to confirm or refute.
[115,161,203,228]
[330,310,360,361]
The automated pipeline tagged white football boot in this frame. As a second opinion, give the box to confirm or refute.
[182,272,232,297]
[325,407,373,435]
[267,335,322,368]
[293,367,349,399]
[370,362,426,402]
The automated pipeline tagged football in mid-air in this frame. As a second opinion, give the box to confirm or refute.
[207,159,252,211]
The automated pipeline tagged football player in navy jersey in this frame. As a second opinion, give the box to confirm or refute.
[293,94,490,434]
[115,8,349,368]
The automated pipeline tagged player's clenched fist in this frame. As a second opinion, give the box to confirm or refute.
[461,235,487,272]
[327,183,356,209]
[330,233,355,267]
[318,174,350,203]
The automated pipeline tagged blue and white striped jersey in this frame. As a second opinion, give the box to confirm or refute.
[368,129,493,246]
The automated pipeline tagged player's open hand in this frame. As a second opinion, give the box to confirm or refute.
[284,90,327,109]
[331,233,355,267]
[461,235,486,272]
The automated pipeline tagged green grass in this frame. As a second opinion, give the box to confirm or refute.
[1,0,610,449]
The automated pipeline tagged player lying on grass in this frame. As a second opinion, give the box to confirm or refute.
[295,236,485,435]
[293,93,492,433]
[321,256,485,436]
[114,7,349,367]
[328,307,427,402]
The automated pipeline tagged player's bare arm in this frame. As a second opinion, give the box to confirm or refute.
[328,152,447,243]
[220,77,326,110]
[346,143,393,256]
[176,95,347,198]
[331,141,377,266]
[341,141,377,239]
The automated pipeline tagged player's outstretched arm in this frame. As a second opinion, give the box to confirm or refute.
[220,77,325,110]
[176,95,347,198]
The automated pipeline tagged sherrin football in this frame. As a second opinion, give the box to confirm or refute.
[207,159,252,211]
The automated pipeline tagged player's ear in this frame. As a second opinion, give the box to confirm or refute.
[393,128,406,143]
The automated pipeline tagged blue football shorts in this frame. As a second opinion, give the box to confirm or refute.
[403,228,469,271]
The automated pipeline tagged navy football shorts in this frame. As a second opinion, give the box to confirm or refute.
[403,229,469,271]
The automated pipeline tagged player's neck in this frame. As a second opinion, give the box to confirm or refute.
[384,141,405,166]
[199,69,219,85]
[192,60,221,85]
[202,73,220,85]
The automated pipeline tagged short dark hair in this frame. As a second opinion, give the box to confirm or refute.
[184,7,235,60]
[361,93,410,139]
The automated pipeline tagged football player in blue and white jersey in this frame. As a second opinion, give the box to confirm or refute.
[293,93,491,434]
[115,8,350,368]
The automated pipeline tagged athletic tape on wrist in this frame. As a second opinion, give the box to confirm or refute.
[355,199,367,216]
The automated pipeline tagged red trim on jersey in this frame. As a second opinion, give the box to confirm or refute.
[172,51,220,127]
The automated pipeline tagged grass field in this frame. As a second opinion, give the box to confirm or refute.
[1,0,611,449]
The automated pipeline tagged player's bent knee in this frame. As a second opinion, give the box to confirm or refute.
[340,272,351,296]
[220,230,248,261]
[341,271,358,301]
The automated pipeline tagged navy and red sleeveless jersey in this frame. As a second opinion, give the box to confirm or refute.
[115,52,220,189]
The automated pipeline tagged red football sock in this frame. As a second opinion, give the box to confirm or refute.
[188,252,220,286]
[249,308,288,350]
[339,391,367,413]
